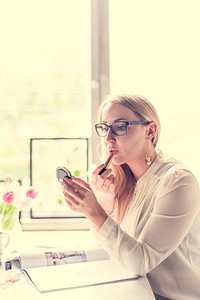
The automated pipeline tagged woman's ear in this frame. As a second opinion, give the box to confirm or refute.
[146,122,157,140]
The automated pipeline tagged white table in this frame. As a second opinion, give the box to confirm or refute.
[0,231,155,300]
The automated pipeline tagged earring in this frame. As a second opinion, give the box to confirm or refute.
[145,154,152,166]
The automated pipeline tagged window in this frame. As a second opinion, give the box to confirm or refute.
[0,0,92,229]
[109,0,200,181]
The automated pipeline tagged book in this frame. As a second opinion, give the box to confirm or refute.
[8,247,140,292]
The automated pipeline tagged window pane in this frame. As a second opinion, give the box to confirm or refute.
[30,138,88,217]
[109,0,200,180]
[0,0,91,218]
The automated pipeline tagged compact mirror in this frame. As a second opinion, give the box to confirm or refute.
[56,166,72,181]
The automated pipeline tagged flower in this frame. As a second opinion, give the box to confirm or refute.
[0,175,38,231]
[3,191,15,203]
[26,187,38,199]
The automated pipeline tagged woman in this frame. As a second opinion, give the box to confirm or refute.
[60,94,200,300]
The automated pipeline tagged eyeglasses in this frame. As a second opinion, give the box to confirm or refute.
[95,120,151,137]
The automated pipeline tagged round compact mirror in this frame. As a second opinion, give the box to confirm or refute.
[56,166,72,181]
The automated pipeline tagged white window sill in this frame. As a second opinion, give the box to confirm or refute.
[20,210,90,231]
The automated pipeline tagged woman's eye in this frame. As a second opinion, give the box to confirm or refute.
[102,126,108,132]
[116,125,126,132]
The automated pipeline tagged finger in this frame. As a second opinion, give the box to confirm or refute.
[103,176,116,189]
[93,164,105,175]
[72,177,91,190]
[97,171,113,189]
[65,196,79,207]
[92,164,111,184]
[63,177,85,195]
[63,186,79,202]
[92,169,112,187]
[108,181,115,192]
[103,174,114,185]
[102,183,109,190]
[62,179,83,200]
[91,165,109,184]
[65,199,80,211]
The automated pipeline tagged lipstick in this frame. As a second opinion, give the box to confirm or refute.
[98,153,113,175]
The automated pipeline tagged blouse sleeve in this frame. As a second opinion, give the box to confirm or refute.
[94,169,200,275]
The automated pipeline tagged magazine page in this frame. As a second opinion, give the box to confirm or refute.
[10,246,110,270]
[20,250,87,269]
[23,259,140,292]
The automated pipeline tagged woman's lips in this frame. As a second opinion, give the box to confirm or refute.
[109,149,118,155]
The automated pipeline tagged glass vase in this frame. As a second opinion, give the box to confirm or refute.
[0,212,22,249]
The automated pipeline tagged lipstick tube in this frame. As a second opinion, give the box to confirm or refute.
[98,154,113,175]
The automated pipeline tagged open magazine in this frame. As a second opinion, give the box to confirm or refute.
[8,247,140,292]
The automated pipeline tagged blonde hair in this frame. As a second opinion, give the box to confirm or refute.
[97,94,161,221]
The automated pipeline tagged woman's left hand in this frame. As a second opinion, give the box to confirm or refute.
[60,177,108,230]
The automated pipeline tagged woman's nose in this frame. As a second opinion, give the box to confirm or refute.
[105,128,115,143]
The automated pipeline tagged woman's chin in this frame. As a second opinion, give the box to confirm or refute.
[112,157,125,166]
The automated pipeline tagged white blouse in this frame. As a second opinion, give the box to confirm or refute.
[94,150,200,299]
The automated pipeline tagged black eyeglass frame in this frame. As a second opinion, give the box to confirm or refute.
[95,120,152,137]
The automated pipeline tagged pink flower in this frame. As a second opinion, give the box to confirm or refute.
[26,187,38,199]
[3,191,15,203]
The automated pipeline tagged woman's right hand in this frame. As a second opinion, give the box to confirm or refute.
[90,165,116,214]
